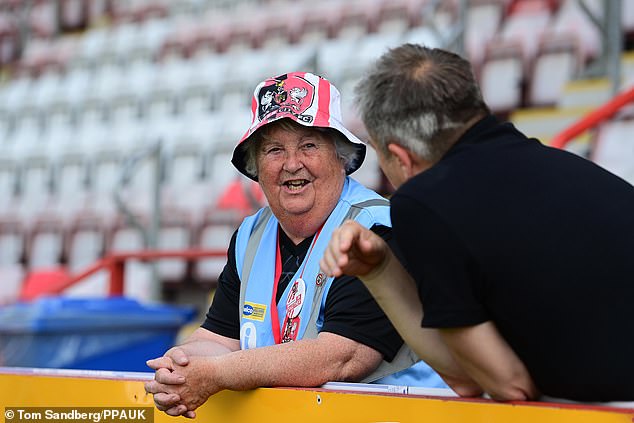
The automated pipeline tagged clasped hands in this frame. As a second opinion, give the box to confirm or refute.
[144,347,218,418]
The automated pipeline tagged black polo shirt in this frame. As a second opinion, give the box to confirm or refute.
[390,115,634,401]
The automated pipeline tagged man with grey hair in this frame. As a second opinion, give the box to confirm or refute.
[144,72,446,418]
[321,44,634,403]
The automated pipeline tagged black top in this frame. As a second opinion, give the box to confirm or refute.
[202,224,403,362]
[391,115,634,401]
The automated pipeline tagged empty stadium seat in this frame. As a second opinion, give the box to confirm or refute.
[107,220,154,302]
[550,0,602,62]
[465,0,506,68]
[499,0,553,62]
[592,117,634,185]
[65,216,106,273]
[193,210,239,286]
[528,35,581,107]
[0,15,19,66]
[26,218,65,270]
[157,217,193,282]
[480,39,526,114]
[295,2,340,45]
[338,0,379,39]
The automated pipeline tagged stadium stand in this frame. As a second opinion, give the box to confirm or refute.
[0,0,632,304]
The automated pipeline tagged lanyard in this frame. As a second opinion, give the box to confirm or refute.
[270,225,324,344]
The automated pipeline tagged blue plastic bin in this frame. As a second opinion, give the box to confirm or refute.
[0,297,196,371]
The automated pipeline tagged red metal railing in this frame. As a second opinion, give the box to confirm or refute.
[46,250,227,298]
[550,85,634,149]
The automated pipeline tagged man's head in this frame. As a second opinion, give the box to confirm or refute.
[231,72,365,240]
[355,44,489,187]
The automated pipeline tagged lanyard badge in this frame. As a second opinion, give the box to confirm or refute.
[281,277,306,343]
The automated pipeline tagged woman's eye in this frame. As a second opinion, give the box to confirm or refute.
[301,143,317,150]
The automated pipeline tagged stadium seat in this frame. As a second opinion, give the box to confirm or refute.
[499,0,553,62]
[156,215,193,283]
[550,0,602,62]
[0,263,24,304]
[193,209,239,286]
[295,2,340,45]
[26,218,65,270]
[57,0,90,32]
[107,219,154,302]
[65,215,106,274]
[592,117,634,185]
[0,158,18,217]
[401,25,443,48]
[0,15,19,66]
[375,0,421,35]
[0,220,25,271]
[316,38,360,85]
[479,39,527,115]
[343,31,404,79]
[528,35,581,107]
[251,4,299,50]
[337,0,380,39]
[465,0,506,68]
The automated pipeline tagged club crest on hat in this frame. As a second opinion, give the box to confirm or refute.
[257,74,315,124]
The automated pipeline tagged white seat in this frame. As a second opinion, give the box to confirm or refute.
[31,72,66,111]
[316,38,361,86]
[528,38,580,107]
[1,77,34,112]
[194,220,233,284]
[592,119,634,186]
[479,41,525,114]
[157,225,192,281]
[499,0,553,62]
[63,67,94,109]
[78,27,110,63]
[465,0,505,67]
[110,225,157,303]
[0,227,24,267]
[67,227,105,273]
[0,264,24,305]
[28,229,64,270]
[345,32,404,79]
[401,26,443,49]
[551,0,602,62]
[0,161,18,211]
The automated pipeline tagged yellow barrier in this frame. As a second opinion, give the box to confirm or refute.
[2,368,633,423]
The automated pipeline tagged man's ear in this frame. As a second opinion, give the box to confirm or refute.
[387,143,415,178]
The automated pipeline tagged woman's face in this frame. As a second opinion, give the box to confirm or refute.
[256,124,346,236]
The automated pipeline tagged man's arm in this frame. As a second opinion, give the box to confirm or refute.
[440,322,539,401]
[320,220,481,396]
[145,330,382,415]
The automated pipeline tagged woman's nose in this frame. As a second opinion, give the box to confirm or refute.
[283,150,303,173]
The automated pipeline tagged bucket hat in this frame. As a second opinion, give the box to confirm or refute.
[231,72,366,181]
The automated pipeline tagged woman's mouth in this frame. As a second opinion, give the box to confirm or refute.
[283,179,310,191]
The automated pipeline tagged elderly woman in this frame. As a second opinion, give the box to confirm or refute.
[144,72,442,418]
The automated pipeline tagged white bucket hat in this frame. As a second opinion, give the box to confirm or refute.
[231,72,366,181]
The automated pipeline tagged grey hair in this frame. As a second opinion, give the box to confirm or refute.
[355,43,489,163]
[242,118,360,179]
